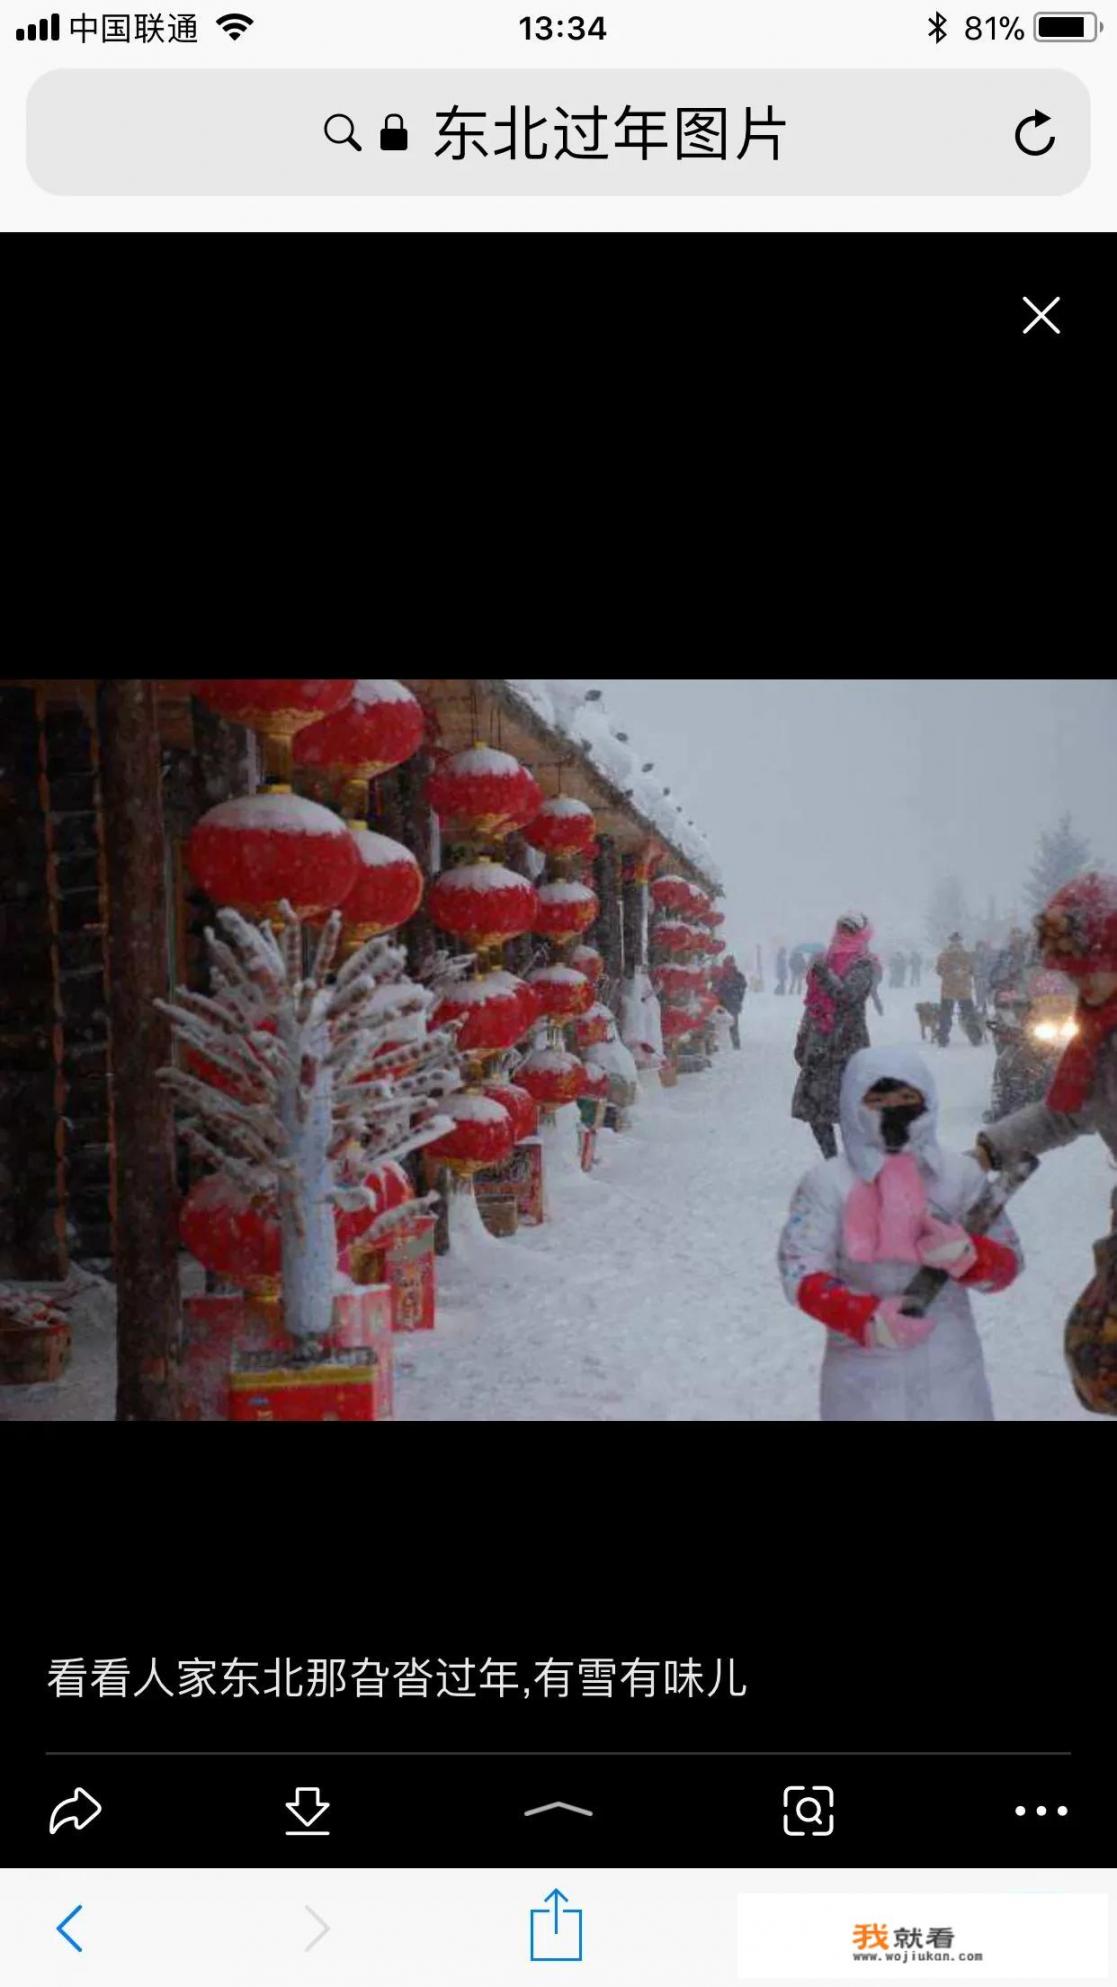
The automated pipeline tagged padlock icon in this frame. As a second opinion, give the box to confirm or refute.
[380,114,408,152]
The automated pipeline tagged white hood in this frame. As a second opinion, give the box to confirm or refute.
[838,1045,944,1184]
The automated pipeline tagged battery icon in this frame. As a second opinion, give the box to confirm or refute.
[1034,10,1099,33]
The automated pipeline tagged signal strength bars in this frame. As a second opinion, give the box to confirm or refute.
[16,10,60,33]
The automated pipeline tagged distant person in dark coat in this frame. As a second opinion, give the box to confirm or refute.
[791,913,876,1158]
[788,947,808,997]
[775,947,789,996]
[716,955,749,1049]
[889,952,908,990]
[909,951,923,988]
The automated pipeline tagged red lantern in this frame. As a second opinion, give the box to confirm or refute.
[432,970,537,1054]
[523,796,597,860]
[293,680,425,780]
[651,875,695,914]
[428,746,543,842]
[338,826,425,944]
[654,918,698,957]
[570,945,604,985]
[707,936,727,956]
[191,679,357,740]
[661,1004,706,1041]
[527,964,594,1021]
[483,1080,540,1143]
[428,861,539,949]
[708,910,726,928]
[335,1160,416,1250]
[186,791,361,922]
[534,880,600,944]
[652,963,707,1001]
[575,1003,614,1050]
[580,1064,611,1101]
[180,1174,281,1293]
[517,1050,588,1108]
[425,1093,516,1173]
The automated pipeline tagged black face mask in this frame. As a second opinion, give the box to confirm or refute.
[879,1102,925,1152]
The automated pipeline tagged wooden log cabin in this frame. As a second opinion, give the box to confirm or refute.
[0,677,718,1302]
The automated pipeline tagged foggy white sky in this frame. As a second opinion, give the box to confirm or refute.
[595,679,1117,964]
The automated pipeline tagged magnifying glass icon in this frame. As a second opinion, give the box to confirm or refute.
[324,113,362,151]
[796,1798,823,1828]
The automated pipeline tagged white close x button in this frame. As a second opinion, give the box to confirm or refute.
[1023,294,1062,334]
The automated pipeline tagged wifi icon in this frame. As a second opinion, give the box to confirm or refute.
[217,11,253,35]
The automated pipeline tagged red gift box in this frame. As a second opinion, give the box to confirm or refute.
[229,1349,385,1423]
[384,1215,437,1334]
[512,1137,545,1225]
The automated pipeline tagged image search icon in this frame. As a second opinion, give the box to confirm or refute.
[784,1786,835,1837]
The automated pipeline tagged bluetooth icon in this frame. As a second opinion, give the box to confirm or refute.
[928,9,948,37]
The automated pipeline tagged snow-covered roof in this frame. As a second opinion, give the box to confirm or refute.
[500,680,722,890]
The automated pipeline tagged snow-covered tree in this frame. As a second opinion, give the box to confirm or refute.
[157,904,463,1342]
[1025,813,1093,915]
[925,875,970,948]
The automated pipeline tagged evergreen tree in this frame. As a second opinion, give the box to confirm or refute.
[1025,813,1093,914]
[925,876,970,949]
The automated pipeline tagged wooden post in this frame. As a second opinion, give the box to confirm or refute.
[593,834,625,989]
[622,864,646,972]
[97,679,182,1423]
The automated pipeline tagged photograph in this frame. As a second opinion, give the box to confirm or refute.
[2,673,1115,1424]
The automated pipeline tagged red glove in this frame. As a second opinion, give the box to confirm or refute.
[797,1275,936,1350]
[958,1233,1018,1293]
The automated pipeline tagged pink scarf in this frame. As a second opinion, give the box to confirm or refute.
[804,924,874,1035]
[843,1152,930,1263]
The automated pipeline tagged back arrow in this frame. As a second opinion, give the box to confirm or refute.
[1015,109,1055,155]
[305,1907,330,1953]
[56,1906,83,1953]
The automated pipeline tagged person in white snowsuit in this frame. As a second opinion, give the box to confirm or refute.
[778,1045,1022,1422]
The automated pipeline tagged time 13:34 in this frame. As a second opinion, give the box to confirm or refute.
[519,14,607,34]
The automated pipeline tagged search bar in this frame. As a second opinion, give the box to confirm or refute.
[26,69,1089,194]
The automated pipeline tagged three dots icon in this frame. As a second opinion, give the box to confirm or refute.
[1015,1804,1069,1816]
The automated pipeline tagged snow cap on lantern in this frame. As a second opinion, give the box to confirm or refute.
[428,860,539,948]
[517,1048,588,1107]
[534,879,600,944]
[186,791,361,922]
[523,794,597,859]
[570,944,605,985]
[425,1092,515,1175]
[428,745,543,842]
[527,963,594,1020]
[293,679,426,780]
[337,826,425,943]
[482,1080,539,1144]
[432,970,537,1054]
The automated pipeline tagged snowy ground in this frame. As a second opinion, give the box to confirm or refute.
[3,993,1113,1422]
[395,993,1116,1423]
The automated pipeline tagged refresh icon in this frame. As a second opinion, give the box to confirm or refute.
[1015,108,1056,155]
